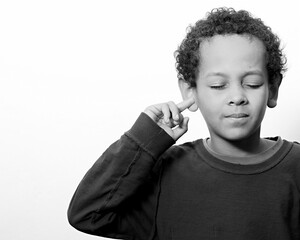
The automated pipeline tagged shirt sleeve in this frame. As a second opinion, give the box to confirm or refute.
[67,113,175,239]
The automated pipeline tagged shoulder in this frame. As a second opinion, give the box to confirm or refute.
[280,139,300,172]
[164,139,203,157]
[292,140,300,148]
[289,141,300,165]
[156,140,208,180]
[159,139,205,170]
[287,140,300,155]
[283,140,300,190]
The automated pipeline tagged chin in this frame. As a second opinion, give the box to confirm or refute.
[220,128,260,142]
[208,122,262,143]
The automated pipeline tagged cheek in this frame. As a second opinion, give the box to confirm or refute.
[195,93,216,110]
[196,97,217,119]
[252,89,269,109]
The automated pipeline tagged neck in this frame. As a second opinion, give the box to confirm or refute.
[208,129,269,158]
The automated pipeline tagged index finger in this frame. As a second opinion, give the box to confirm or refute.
[177,97,195,112]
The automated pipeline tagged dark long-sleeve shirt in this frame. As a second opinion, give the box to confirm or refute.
[68,113,300,240]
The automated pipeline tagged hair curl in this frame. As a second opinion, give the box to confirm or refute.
[175,7,287,87]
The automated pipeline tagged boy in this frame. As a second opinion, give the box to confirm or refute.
[68,7,300,240]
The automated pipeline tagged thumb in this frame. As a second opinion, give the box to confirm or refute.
[172,117,189,141]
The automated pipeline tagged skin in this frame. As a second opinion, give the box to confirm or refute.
[144,97,195,141]
[184,34,280,160]
[145,34,280,162]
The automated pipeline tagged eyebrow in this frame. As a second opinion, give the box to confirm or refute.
[243,70,264,77]
[205,72,227,78]
[205,70,264,78]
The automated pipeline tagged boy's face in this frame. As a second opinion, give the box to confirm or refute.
[193,34,274,142]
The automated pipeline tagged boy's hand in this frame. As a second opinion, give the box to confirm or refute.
[144,97,195,141]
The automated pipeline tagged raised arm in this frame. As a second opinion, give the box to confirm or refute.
[68,99,194,239]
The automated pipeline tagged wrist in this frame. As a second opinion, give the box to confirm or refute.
[126,113,175,159]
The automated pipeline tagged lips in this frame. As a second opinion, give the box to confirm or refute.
[225,113,249,118]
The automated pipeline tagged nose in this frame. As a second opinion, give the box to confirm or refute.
[228,85,248,106]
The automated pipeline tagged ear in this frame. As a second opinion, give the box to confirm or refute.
[267,74,282,108]
[178,80,198,112]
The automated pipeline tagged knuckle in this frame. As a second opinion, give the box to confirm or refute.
[167,101,176,107]
[163,103,170,108]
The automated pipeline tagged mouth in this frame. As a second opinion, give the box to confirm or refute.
[225,113,249,119]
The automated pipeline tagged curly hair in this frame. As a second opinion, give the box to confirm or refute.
[175,7,287,88]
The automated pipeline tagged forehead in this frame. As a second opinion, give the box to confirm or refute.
[198,34,267,73]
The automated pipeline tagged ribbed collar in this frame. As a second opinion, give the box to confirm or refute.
[194,137,293,175]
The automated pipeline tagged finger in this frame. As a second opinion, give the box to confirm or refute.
[174,112,184,125]
[161,103,171,123]
[177,97,195,112]
[144,104,166,121]
[167,101,180,121]
[173,117,189,141]
[170,113,184,127]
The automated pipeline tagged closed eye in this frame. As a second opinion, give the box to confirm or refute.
[210,85,226,90]
[245,84,263,89]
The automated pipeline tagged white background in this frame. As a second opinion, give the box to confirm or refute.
[0,0,299,239]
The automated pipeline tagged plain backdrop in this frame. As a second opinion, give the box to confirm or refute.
[0,0,299,239]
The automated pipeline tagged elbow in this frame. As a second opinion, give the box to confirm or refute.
[67,206,83,231]
[67,205,108,235]
[67,196,118,235]
[67,204,92,233]
[67,193,96,233]
[68,206,129,239]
